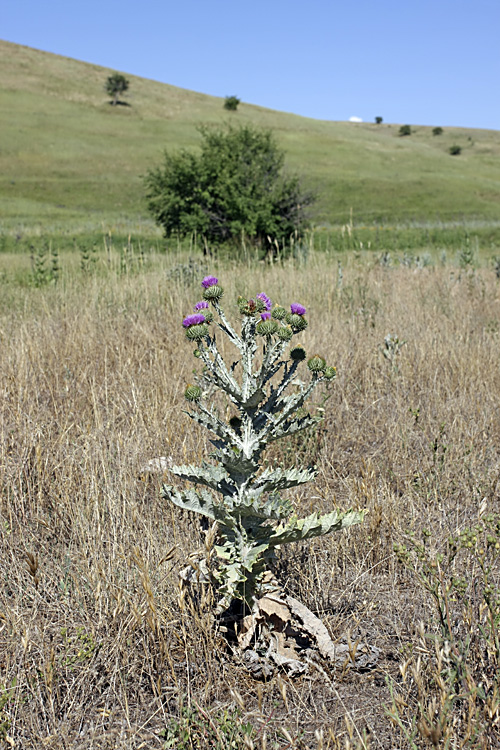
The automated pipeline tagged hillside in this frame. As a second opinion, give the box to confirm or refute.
[1,39,499,234]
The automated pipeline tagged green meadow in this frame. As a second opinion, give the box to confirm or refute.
[1,38,499,246]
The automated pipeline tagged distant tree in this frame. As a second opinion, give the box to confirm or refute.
[449,144,461,156]
[399,124,412,136]
[375,116,383,124]
[144,124,314,256]
[105,73,129,106]
[224,95,241,111]
[432,126,444,136]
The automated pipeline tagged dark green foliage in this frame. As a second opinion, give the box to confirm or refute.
[105,73,129,106]
[449,144,462,156]
[29,241,60,286]
[223,95,240,111]
[145,124,314,255]
[432,126,444,136]
[398,124,412,136]
[375,116,383,124]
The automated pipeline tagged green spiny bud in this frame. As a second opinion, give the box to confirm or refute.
[286,313,308,331]
[185,323,209,341]
[290,345,307,361]
[203,285,224,302]
[323,366,337,380]
[272,305,287,320]
[184,384,202,402]
[307,354,326,373]
[276,325,293,341]
[256,319,279,336]
[204,310,214,323]
[193,349,202,358]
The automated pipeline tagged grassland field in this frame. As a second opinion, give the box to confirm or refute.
[1,245,500,748]
[1,37,500,750]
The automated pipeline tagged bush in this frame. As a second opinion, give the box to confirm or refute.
[105,73,129,106]
[449,144,462,155]
[223,95,240,111]
[375,116,383,124]
[432,126,444,136]
[398,124,412,136]
[145,124,314,256]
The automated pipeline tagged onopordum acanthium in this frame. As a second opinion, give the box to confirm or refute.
[162,276,365,613]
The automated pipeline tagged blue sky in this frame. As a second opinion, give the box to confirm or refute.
[4,0,499,130]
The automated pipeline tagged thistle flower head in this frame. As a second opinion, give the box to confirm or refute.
[256,292,272,311]
[202,276,218,288]
[194,300,209,311]
[238,298,257,315]
[260,311,271,321]
[324,366,337,380]
[183,313,206,328]
[290,303,306,316]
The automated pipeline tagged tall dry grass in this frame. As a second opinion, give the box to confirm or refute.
[1,252,499,748]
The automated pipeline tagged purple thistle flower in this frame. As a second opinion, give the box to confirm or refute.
[290,303,306,316]
[202,276,218,288]
[182,313,206,328]
[260,311,271,321]
[257,292,272,311]
[194,300,209,311]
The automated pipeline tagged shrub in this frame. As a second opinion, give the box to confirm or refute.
[145,124,314,256]
[223,95,240,111]
[105,73,129,106]
[449,144,462,155]
[375,116,383,124]
[398,124,412,136]
[432,126,444,135]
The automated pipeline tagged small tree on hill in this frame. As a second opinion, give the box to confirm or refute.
[399,124,412,136]
[449,144,461,156]
[375,116,383,124]
[432,126,444,136]
[224,95,240,111]
[145,124,314,256]
[105,73,129,106]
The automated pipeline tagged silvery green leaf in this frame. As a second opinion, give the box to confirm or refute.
[170,463,234,494]
[269,509,365,546]
[162,486,217,520]
[251,466,317,493]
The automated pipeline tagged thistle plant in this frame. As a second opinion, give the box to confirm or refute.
[162,276,365,613]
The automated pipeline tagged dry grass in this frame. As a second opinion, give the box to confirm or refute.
[1,251,499,748]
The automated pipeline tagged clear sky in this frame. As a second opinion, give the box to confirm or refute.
[3,0,499,130]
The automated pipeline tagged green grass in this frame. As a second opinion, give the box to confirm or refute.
[1,39,500,238]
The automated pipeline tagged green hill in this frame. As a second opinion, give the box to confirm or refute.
[1,39,499,235]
